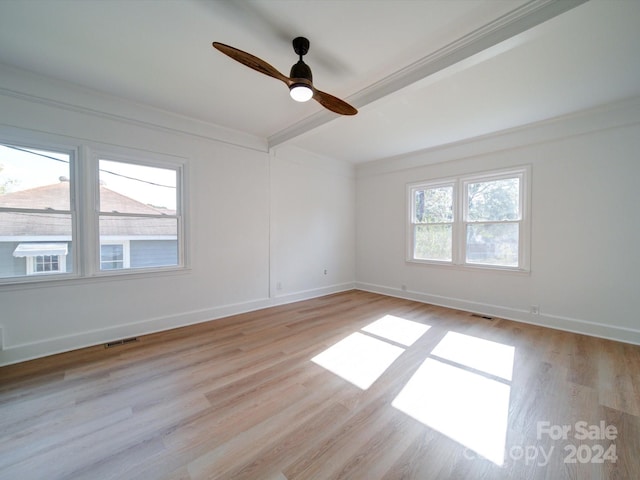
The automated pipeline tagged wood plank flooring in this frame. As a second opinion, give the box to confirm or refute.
[1,290,639,479]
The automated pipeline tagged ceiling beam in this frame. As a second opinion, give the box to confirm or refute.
[268,0,590,150]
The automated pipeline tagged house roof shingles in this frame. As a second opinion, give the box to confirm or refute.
[0,180,176,237]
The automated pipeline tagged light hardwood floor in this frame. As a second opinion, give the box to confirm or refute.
[1,290,639,479]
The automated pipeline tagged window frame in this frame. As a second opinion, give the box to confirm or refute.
[99,241,129,270]
[0,130,188,286]
[91,150,185,277]
[27,254,68,275]
[407,166,530,272]
[0,137,79,284]
[408,179,456,264]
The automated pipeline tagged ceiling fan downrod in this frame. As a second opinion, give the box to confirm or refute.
[290,37,312,83]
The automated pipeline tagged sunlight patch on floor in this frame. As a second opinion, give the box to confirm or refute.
[311,314,432,390]
[431,331,515,380]
[311,332,405,390]
[361,315,431,346]
[392,358,510,464]
[392,332,515,465]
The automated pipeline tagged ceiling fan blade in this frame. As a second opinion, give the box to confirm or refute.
[212,42,290,85]
[312,88,358,116]
[213,40,357,116]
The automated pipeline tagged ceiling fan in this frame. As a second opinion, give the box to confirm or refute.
[212,37,358,116]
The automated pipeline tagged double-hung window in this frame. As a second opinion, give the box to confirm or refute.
[411,182,454,262]
[0,143,75,280]
[97,158,181,272]
[408,167,529,271]
[0,134,185,284]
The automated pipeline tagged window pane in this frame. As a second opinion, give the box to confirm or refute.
[414,224,452,261]
[99,216,178,269]
[0,144,71,210]
[99,160,177,214]
[466,223,519,267]
[467,178,519,222]
[414,186,453,223]
[101,244,124,270]
[37,255,60,272]
[0,211,72,278]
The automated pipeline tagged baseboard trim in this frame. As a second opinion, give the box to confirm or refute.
[355,282,640,346]
[0,282,355,367]
[4,280,636,367]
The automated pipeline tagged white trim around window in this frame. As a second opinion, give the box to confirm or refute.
[100,241,130,270]
[26,254,68,275]
[0,129,188,286]
[91,149,185,276]
[407,166,531,272]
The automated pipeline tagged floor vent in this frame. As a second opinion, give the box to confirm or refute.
[470,313,494,320]
[104,337,138,348]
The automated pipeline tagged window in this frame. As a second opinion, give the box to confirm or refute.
[408,167,529,271]
[13,243,69,275]
[100,244,125,270]
[0,143,74,280]
[412,183,454,262]
[29,254,66,274]
[0,135,185,284]
[464,175,521,267]
[98,158,179,271]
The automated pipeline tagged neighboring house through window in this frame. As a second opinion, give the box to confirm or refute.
[0,143,74,280]
[100,243,126,270]
[13,242,69,275]
[30,254,65,274]
[0,137,185,284]
[97,158,180,272]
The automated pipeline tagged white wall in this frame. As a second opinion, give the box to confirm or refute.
[270,145,356,299]
[355,98,640,344]
[2,62,638,367]
[0,66,356,365]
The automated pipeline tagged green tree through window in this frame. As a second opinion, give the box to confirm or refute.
[409,168,529,270]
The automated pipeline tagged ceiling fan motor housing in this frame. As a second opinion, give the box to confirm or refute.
[289,60,313,101]
[290,60,312,84]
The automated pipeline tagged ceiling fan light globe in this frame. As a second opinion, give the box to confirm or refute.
[289,84,313,102]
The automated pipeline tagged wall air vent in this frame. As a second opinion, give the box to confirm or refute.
[104,337,138,348]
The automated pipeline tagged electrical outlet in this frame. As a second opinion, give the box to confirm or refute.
[530,305,539,315]
[0,326,4,351]
[276,282,282,291]
[324,269,327,275]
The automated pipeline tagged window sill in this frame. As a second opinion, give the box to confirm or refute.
[0,266,191,292]
[406,259,531,275]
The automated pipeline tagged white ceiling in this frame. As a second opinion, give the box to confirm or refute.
[0,0,639,164]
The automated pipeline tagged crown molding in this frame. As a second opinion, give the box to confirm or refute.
[0,64,268,153]
[355,95,640,178]
[268,0,589,149]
